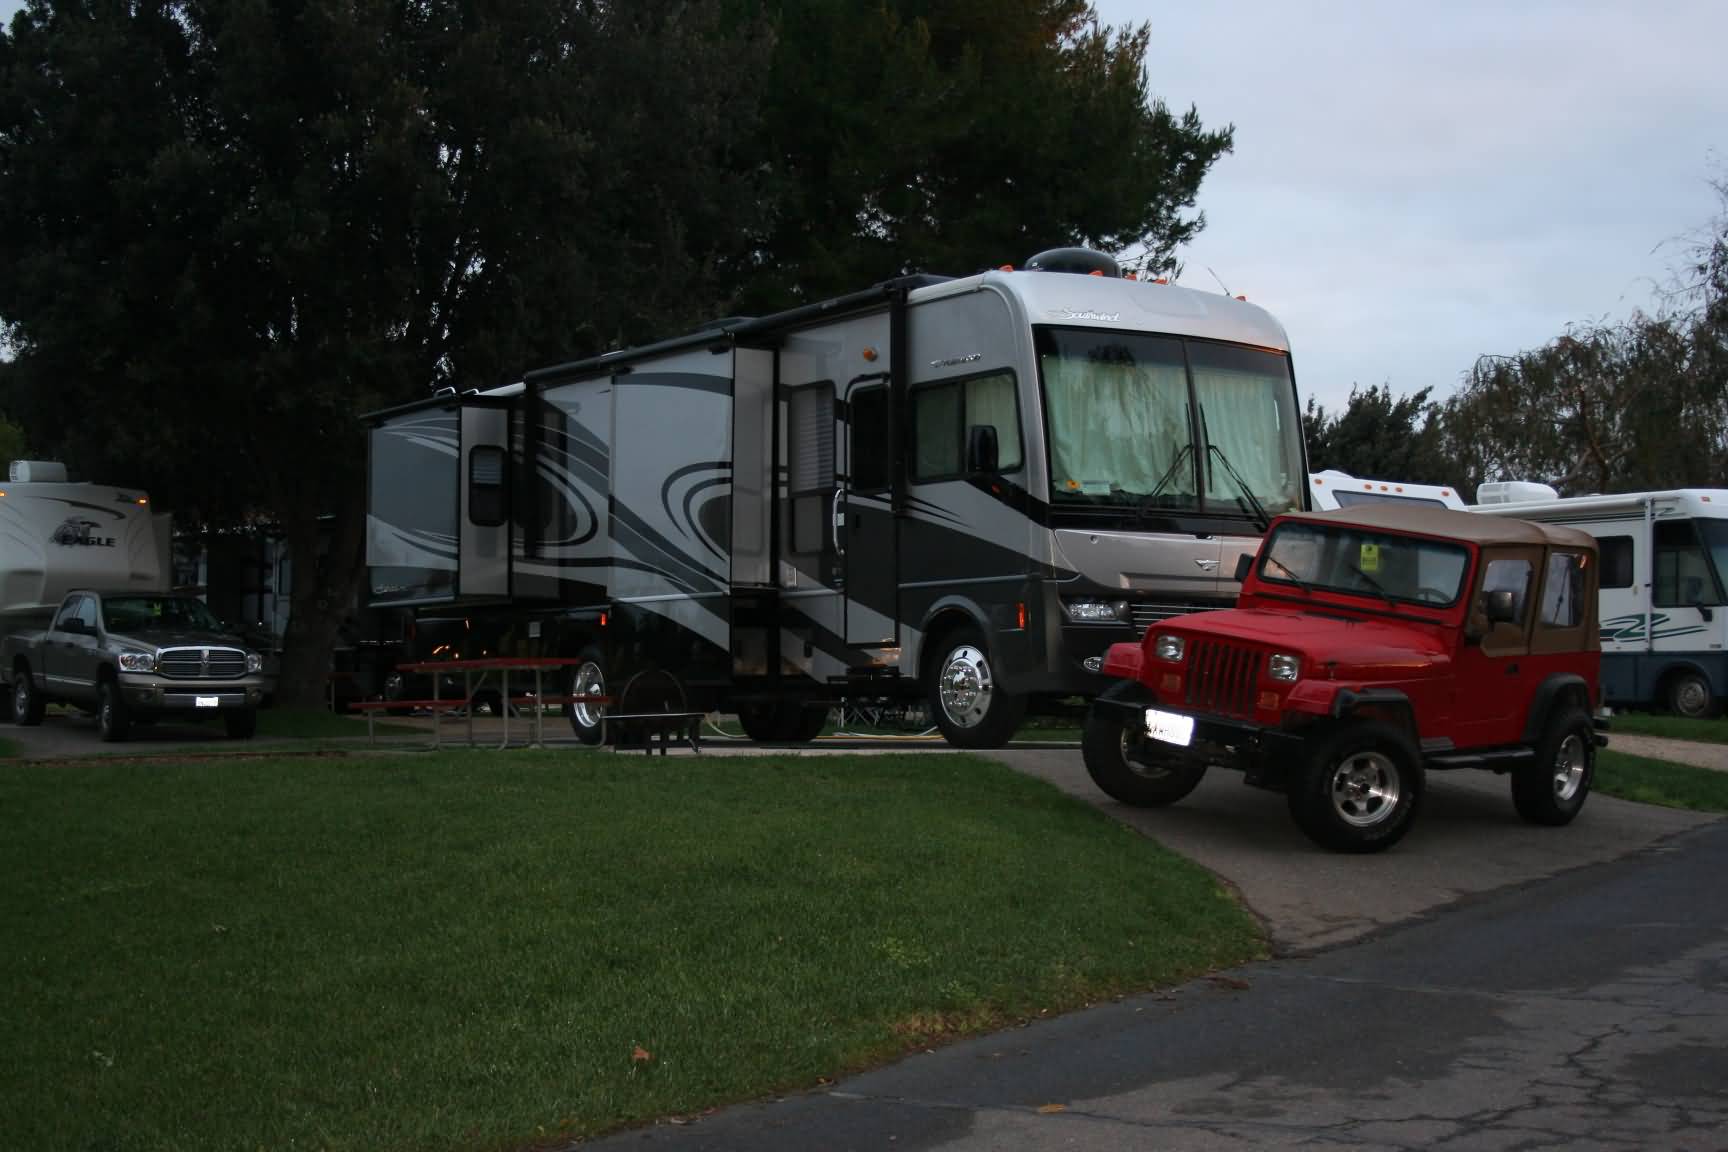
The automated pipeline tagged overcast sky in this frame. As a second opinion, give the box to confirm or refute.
[5,1,1724,412]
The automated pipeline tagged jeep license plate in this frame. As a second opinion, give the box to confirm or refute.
[195,696,219,708]
[1144,708,1194,747]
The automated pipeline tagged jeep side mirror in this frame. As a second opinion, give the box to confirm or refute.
[965,424,1000,475]
[1484,589,1516,624]
[1234,552,1255,583]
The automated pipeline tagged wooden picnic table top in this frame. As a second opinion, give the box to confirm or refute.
[395,657,592,673]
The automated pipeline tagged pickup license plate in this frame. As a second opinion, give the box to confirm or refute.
[1144,708,1194,747]
[195,696,219,708]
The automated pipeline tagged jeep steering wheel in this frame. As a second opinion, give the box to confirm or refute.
[1414,586,1451,604]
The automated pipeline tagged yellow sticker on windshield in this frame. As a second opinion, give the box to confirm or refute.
[1359,543,1381,573]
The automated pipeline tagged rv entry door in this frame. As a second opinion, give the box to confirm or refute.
[841,377,896,645]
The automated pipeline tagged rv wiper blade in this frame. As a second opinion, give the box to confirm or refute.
[1206,443,1270,532]
[1137,443,1195,524]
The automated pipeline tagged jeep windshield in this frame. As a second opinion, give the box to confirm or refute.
[1259,522,1471,607]
[102,596,226,634]
[1037,327,1305,524]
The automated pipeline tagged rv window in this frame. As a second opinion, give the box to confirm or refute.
[912,370,1021,481]
[468,446,507,527]
[1654,520,1723,607]
[1538,553,1585,628]
[848,385,891,492]
[1598,535,1634,589]
[788,384,835,554]
[913,384,962,479]
[966,373,1022,472]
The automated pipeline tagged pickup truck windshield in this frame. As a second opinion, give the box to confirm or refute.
[1260,522,1470,607]
[102,596,225,633]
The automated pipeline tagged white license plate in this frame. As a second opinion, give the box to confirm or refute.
[195,695,219,708]
[1144,708,1195,747]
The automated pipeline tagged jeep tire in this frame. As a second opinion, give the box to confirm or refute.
[1081,692,1207,807]
[1513,707,1594,826]
[1288,720,1423,853]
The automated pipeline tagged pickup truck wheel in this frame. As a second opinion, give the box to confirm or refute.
[224,709,258,740]
[1082,699,1206,806]
[12,666,45,726]
[1288,721,1422,853]
[1512,708,1593,825]
[925,627,1025,749]
[96,680,130,743]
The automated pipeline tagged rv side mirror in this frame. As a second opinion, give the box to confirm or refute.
[1234,552,1255,583]
[965,424,1000,475]
[1484,589,1517,624]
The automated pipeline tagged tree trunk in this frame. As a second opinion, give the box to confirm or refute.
[272,490,367,710]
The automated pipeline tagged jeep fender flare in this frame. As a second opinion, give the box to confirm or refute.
[1100,641,1143,681]
[1520,673,1592,744]
[1286,682,1418,737]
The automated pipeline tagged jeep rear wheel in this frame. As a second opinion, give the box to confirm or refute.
[1082,701,1207,807]
[1513,707,1594,826]
[1288,721,1423,853]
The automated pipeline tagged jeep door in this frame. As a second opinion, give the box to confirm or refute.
[1452,546,1541,747]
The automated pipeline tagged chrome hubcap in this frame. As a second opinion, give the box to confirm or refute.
[938,645,993,728]
[1553,733,1586,801]
[572,662,606,728]
[1330,751,1401,827]
[1676,679,1708,715]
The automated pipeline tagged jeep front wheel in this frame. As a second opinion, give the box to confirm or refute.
[1081,696,1206,807]
[1512,708,1594,826]
[1288,721,1423,853]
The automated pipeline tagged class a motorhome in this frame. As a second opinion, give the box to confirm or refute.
[1309,470,1467,511]
[0,460,169,634]
[1473,481,1728,717]
[365,249,1310,747]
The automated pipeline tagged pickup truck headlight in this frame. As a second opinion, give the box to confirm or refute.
[246,652,264,674]
[1153,634,1186,663]
[1062,598,1129,623]
[1268,652,1301,682]
[118,651,156,673]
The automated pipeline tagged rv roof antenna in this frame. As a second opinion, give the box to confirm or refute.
[1206,267,1232,297]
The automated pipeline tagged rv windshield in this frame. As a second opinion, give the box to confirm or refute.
[1036,328,1304,519]
[102,595,226,633]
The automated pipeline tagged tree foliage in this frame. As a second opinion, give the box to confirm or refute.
[1302,383,1453,486]
[0,0,1233,704]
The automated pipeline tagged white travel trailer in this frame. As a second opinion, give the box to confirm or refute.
[0,461,167,626]
[365,249,1310,747]
[1473,481,1728,716]
[1309,470,1467,512]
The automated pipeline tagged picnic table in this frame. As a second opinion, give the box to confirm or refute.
[355,656,610,749]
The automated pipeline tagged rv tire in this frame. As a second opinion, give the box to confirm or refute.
[1665,670,1717,719]
[566,652,608,745]
[12,664,44,726]
[925,625,1025,749]
[736,701,827,743]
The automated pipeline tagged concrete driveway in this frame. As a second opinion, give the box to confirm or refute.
[990,748,1714,954]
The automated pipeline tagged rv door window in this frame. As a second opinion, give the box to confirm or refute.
[1654,520,1724,607]
[1598,535,1634,589]
[848,385,891,492]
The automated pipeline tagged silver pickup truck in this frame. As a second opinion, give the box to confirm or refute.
[2,590,268,740]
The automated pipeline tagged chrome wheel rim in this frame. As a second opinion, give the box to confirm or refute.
[938,645,993,729]
[1330,751,1401,827]
[571,661,606,728]
[1119,727,1175,780]
[98,688,113,733]
[13,679,28,717]
[1553,733,1586,802]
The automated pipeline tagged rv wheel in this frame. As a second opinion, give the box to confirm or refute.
[926,626,1025,748]
[736,701,826,743]
[1666,670,1718,719]
[566,652,608,745]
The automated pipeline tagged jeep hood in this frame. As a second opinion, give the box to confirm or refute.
[1158,608,1451,676]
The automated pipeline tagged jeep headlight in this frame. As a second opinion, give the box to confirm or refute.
[1153,634,1186,663]
[1063,598,1128,623]
[1268,652,1301,682]
[118,651,156,673]
[246,652,264,674]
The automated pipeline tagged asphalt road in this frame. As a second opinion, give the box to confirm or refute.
[583,819,1728,1151]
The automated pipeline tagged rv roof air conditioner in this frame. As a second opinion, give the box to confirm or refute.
[1476,480,1560,505]
[7,460,69,483]
[1023,247,1123,278]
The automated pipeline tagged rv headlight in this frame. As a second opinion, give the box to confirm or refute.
[246,652,264,674]
[1153,634,1186,663]
[1268,652,1301,682]
[118,651,156,673]
[1063,598,1128,623]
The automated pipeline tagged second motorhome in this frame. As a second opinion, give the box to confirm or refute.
[366,249,1310,746]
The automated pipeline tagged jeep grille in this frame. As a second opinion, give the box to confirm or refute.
[157,647,249,680]
[1184,639,1259,718]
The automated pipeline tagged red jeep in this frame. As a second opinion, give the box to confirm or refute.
[1083,505,1609,852]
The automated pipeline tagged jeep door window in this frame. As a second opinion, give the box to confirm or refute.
[1664,519,1728,607]
[1538,553,1586,628]
[1479,558,1534,624]
[1260,523,1468,605]
[1191,342,1303,515]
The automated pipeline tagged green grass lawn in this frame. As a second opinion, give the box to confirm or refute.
[0,750,1261,1152]
[1596,748,1728,813]
[0,736,17,759]
[1606,710,1728,745]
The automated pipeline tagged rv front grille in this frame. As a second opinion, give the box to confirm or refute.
[157,647,249,680]
[1183,640,1260,719]
[1130,600,1230,635]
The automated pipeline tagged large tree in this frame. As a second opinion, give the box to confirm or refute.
[1,0,1233,705]
[1302,383,1454,487]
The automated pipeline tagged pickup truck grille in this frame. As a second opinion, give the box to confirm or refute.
[157,647,249,680]
[1184,639,1260,719]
